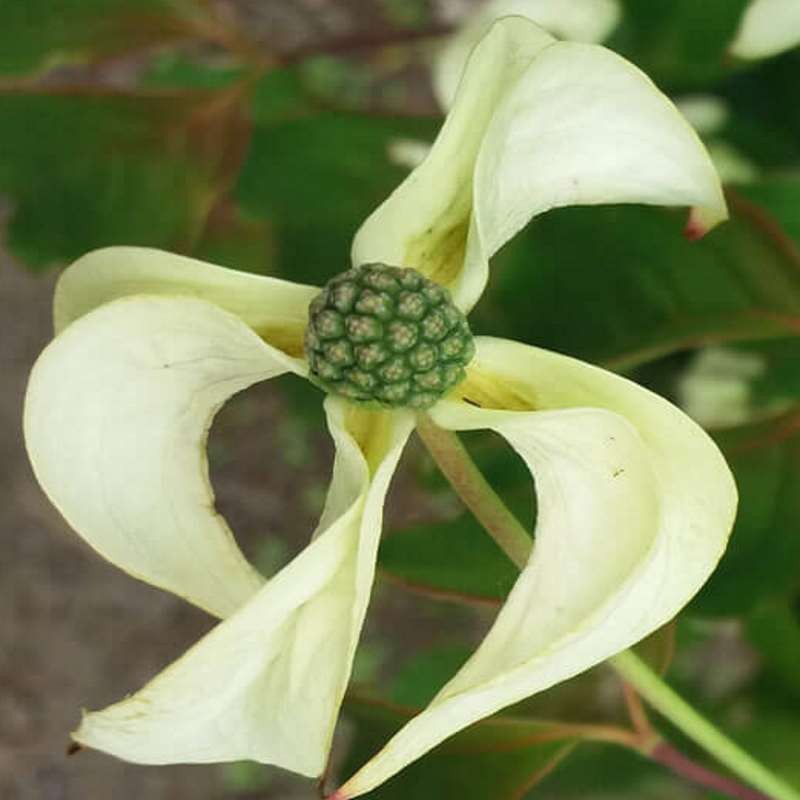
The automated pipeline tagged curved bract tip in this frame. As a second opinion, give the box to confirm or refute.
[684,205,727,241]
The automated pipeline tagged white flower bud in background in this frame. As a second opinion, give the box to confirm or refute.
[730,0,800,59]
[677,347,770,428]
[387,137,433,170]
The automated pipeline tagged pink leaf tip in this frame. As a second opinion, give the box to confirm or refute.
[684,208,711,241]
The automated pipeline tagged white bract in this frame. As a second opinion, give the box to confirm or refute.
[730,0,800,59]
[24,16,736,797]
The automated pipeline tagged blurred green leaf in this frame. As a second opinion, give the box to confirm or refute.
[222,760,272,793]
[142,52,247,91]
[739,178,800,245]
[474,197,800,371]
[0,0,198,77]
[379,514,517,604]
[746,601,800,700]
[191,201,275,274]
[0,85,249,269]
[692,407,800,615]
[341,696,577,800]
[235,101,437,285]
[610,0,749,90]
[722,50,800,169]
[738,338,800,407]
[540,741,690,799]
[389,646,472,707]
[248,68,317,126]
[298,56,376,110]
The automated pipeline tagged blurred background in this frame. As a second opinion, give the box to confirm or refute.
[1,1,799,798]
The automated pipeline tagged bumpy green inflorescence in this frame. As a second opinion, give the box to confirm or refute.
[304,263,475,409]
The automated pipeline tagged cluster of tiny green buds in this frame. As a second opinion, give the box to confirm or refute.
[304,263,475,409]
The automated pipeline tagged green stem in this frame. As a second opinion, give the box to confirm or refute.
[417,414,800,800]
[415,414,533,567]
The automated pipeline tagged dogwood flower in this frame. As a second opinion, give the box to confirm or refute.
[24,15,736,796]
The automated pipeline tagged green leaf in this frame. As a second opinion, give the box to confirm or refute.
[0,86,249,270]
[141,52,248,91]
[722,50,800,169]
[691,407,800,615]
[473,197,800,372]
[0,0,197,77]
[298,56,377,112]
[235,101,438,285]
[609,0,750,90]
[221,760,272,793]
[539,740,680,799]
[746,601,800,701]
[738,338,800,407]
[191,202,275,275]
[379,514,517,604]
[389,646,473,708]
[341,696,577,800]
[247,68,318,127]
[738,178,800,246]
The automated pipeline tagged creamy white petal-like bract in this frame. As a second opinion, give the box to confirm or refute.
[352,16,727,314]
[730,0,800,59]
[434,0,621,108]
[25,296,304,618]
[334,337,737,797]
[73,397,414,774]
[54,246,318,355]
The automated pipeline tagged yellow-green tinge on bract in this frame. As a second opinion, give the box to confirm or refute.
[729,0,800,59]
[23,15,735,797]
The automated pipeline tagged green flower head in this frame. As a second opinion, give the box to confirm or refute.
[305,263,475,409]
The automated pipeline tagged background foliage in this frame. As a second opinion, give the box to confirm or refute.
[2,1,799,798]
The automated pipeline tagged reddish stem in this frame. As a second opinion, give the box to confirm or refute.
[651,741,773,800]
[621,681,653,739]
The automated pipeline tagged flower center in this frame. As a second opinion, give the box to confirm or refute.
[304,263,475,409]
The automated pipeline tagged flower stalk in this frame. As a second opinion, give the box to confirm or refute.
[416,414,800,800]
[415,413,533,566]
